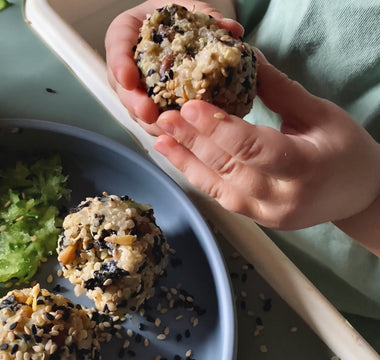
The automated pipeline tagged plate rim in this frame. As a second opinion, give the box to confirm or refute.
[0,118,237,360]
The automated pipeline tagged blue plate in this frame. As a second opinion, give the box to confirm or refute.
[0,119,236,360]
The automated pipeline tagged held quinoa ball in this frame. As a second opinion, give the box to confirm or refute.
[57,193,169,314]
[134,3,257,117]
[0,284,101,360]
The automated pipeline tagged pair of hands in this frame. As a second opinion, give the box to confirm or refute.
[105,1,380,247]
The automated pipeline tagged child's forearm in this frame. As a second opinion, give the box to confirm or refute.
[333,194,380,257]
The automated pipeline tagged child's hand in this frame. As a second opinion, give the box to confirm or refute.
[153,51,380,231]
[105,0,243,132]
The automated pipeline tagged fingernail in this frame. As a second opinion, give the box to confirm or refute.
[156,117,174,134]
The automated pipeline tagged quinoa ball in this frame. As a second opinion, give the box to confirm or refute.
[134,3,257,118]
[0,284,101,360]
[57,193,169,314]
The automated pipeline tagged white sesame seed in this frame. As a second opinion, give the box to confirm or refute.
[260,345,268,353]
[185,349,192,357]
[170,288,178,295]
[290,326,298,333]
[103,279,112,287]
[213,112,225,119]
[157,334,166,340]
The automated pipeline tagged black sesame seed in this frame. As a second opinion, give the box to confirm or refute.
[256,317,263,326]
[176,334,182,342]
[138,323,146,331]
[0,344,8,350]
[263,298,272,312]
[152,31,163,44]
[241,273,247,282]
[160,75,169,83]
[135,334,142,343]
[168,69,174,79]
[225,67,234,87]
[146,314,155,323]
[132,45,137,52]
[127,349,136,356]
[35,335,42,343]
[184,329,191,338]
[45,312,55,321]
[9,321,17,330]
[22,334,31,341]
[52,284,62,292]
[10,344,18,355]
[147,69,156,77]
[174,356,182,360]
[45,87,57,94]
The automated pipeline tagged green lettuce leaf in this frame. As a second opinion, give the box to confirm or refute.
[0,0,11,11]
[0,155,70,284]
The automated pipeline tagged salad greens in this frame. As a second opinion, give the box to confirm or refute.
[0,0,10,11]
[0,155,70,285]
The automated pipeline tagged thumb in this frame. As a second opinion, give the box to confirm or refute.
[255,49,321,123]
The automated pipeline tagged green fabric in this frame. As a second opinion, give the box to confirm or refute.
[238,0,380,318]
[236,0,270,36]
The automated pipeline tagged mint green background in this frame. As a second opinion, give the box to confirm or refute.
[1,1,379,358]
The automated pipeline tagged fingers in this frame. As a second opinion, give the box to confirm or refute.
[255,49,324,126]
[159,100,314,178]
[217,18,244,38]
[154,135,256,214]
[105,14,141,90]
[114,82,158,124]
[156,109,272,195]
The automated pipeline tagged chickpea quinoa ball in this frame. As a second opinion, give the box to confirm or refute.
[57,193,169,314]
[0,284,101,360]
[134,3,257,117]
